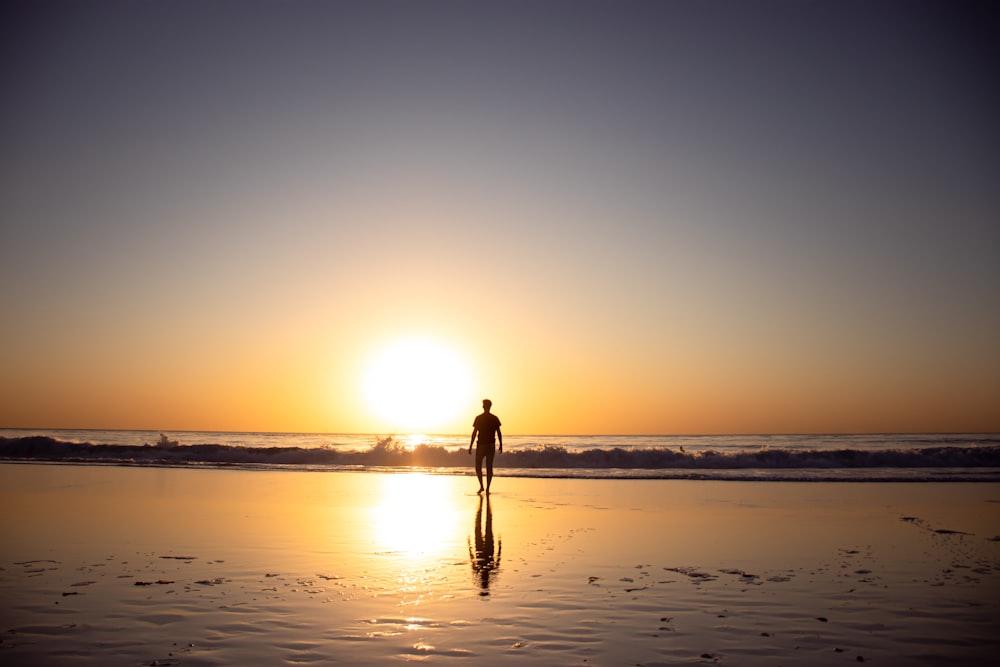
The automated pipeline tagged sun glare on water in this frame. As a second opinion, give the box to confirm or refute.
[362,338,473,433]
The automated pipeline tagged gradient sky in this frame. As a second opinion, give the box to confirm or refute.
[2,0,997,435]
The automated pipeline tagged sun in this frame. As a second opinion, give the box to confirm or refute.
[362,338,473,432]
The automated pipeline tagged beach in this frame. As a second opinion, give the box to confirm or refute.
[2,463,998,666]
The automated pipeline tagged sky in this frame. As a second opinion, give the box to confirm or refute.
[1,0,997,436]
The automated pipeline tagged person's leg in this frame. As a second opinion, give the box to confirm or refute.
[475,448,486,492]
[485,450,495,492]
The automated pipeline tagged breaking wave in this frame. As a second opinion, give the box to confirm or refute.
[2,435,999,481]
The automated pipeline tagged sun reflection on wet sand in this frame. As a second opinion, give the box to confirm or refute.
[369,473,463,559]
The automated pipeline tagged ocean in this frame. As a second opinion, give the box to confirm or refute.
[2,429,999,482]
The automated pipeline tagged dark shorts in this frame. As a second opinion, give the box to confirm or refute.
[475,442,496,464]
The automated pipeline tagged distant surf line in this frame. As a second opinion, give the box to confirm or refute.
[2,435,999,482]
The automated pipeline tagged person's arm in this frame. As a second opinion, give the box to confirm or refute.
[497,426,502,453]
[469,427,478,454]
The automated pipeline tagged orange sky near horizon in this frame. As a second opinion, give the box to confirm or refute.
[2,2,998,436]
[3,300,996,436]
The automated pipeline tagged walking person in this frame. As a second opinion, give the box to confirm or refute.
[469,399,502,493]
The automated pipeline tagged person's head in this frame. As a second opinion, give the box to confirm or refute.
[482,398,492,412]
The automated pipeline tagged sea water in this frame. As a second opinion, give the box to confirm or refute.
[2,429,998,482]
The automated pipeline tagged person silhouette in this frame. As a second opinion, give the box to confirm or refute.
[468,494,501,594]
[468,399,502,493]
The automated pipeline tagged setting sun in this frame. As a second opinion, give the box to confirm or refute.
[362,338,473,433]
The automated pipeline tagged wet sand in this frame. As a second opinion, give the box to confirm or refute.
[1,463,998,665]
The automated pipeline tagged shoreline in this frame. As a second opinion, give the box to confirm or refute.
[3,457,1000,483]
[2,463,999,665]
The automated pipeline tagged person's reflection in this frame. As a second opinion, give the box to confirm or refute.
[469,494,501,595]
